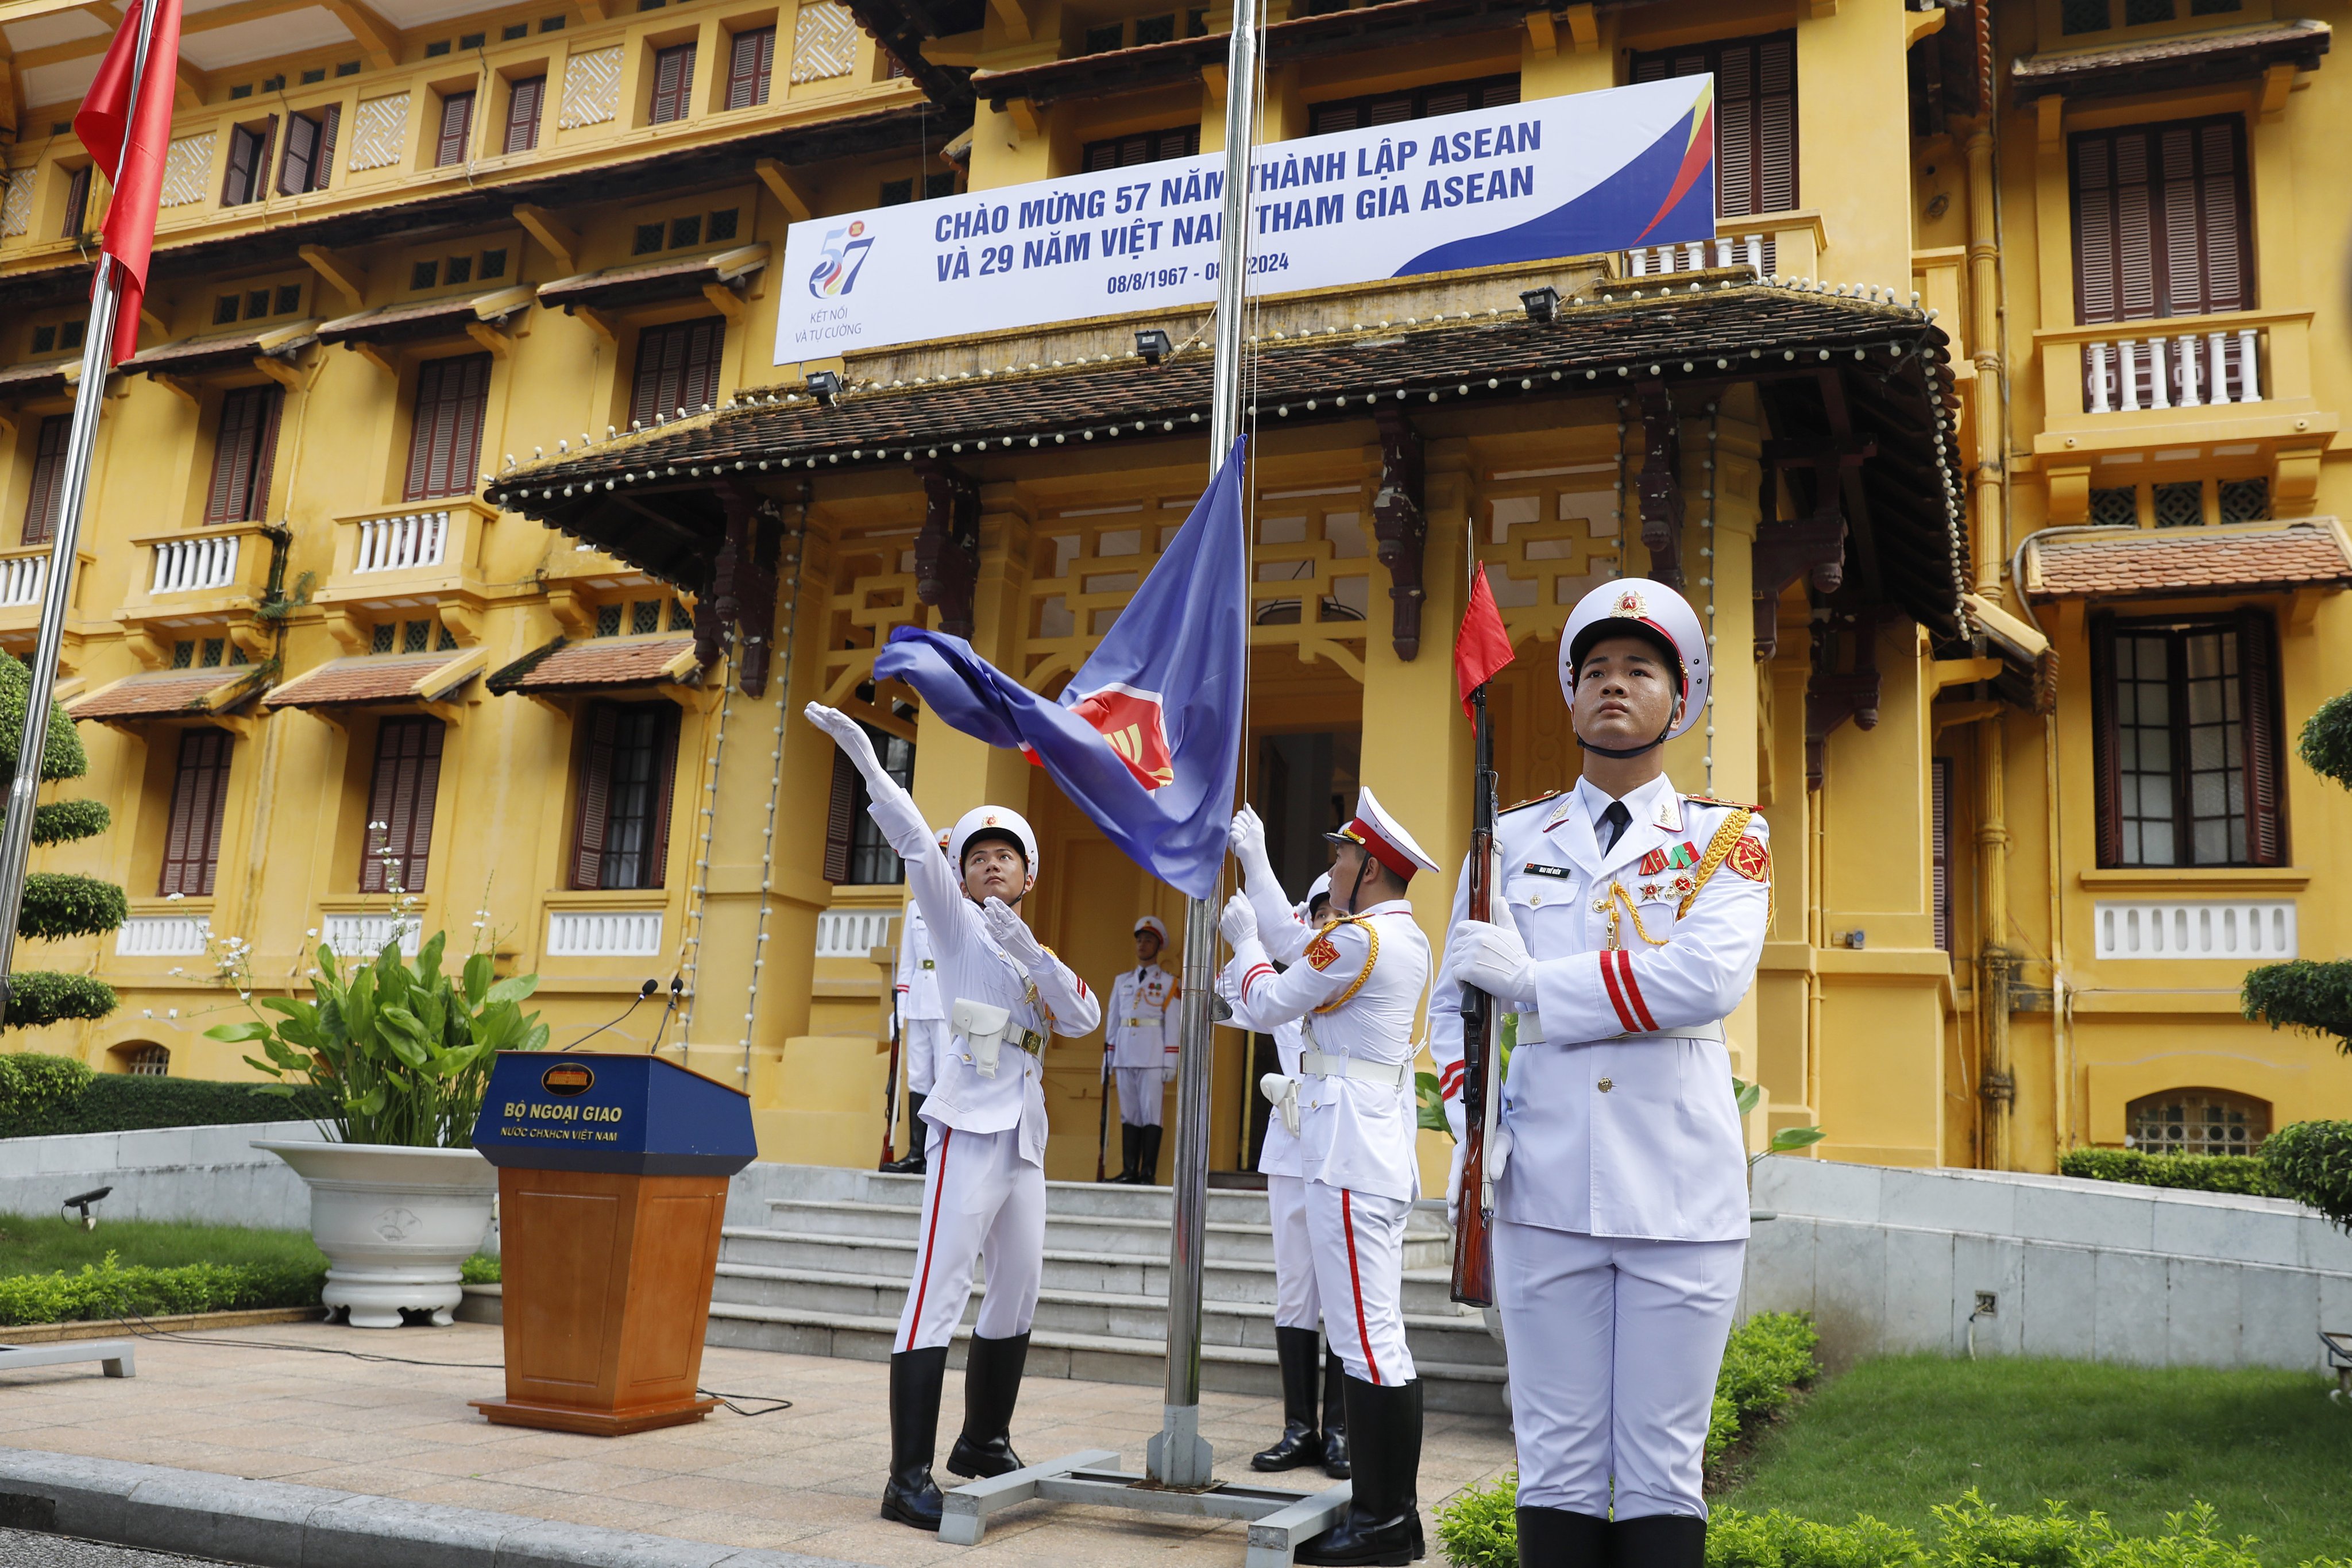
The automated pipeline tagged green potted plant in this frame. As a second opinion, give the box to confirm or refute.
[206,931,549,1328]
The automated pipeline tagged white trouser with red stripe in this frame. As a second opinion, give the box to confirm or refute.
[1304,1181,1414,1385]
[1114,1067,1165,1127]
[1266,1173,1322,1331]
[1494,1219,1744,1520]
[894,1122,1046,1353]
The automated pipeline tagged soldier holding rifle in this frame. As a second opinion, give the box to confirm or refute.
[1430,580,1771,1568]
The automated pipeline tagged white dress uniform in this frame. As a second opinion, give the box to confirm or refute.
[1428,579,1769,1546]
[1105,960,1179,1126]
[1220,953,1313,1328]
[893,903,945,1097]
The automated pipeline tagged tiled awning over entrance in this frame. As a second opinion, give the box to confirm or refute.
[486,636,701,696]
[263,649,483,711]
[68,666,270,724]
[2020,519,2352,601]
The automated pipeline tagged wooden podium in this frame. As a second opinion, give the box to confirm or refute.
[469,1052,758,1436]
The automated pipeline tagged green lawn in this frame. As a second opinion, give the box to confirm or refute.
[1717,1354,2352,1567]
[0,1215,326,1277]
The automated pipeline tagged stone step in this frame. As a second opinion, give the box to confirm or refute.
[758,1164,1290,1225]
[702,1301,1507,1416]
[709,1261,1503,1366]
[719,1226,1472,1315]
[762,1198,1449,1269]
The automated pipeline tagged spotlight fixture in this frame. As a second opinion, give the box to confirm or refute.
[1135,328,1173,366]
[807,369,842,405]
[61,1185,111,1231]
[1519,286,1561,323]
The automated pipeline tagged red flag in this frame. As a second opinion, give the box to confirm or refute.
[1454,564,1515,717]
[73,0,183,366]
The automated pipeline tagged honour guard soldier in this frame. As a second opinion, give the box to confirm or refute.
[1218,863,1351,1478]
[1104,916,1180,1184]
[1429,580,1769,1568]
[804,704,1102,1532]
[1222,789,1436,1567]
[885,831,951,1176]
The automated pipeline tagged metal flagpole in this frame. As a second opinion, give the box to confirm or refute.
[1144,0,1257,1491]
[0,0,161,1026]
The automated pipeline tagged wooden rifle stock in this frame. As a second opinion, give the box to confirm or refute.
[879,1002,904,1171]
[1096,1041,1113,1183]
[1450,683,1499,1308]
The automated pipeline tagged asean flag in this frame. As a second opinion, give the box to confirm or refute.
[873,439,1250,899]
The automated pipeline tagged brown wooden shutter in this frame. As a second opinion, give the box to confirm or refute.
[22,415,69,546]
[279,113,317,195]
[204,385,283,524]
[504,77,544,154]
[2236,607,2285,867]
[650,43,696,124]
[361,718,446,893]
[824,750,858,883]
[2088,611,2123,867]
[222,130,254,205]
[314,105,340,187]
[61,165,91,237]
[645,705,681,887]
[727,28,774,110]
[1755,35,1795,215]
[2071,116,2251,326]
[403,354,492,501]
[159,729,235,897]
[629,319,724,429]
[435,92,475,167]
[571,702,619,889]
[1630,32,1795,220]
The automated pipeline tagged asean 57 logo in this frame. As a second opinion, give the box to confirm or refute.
[808,221,875,298]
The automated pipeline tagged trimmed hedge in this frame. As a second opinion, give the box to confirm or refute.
[28,799,108,848]
[17,872,130,943]
[0,1055,330,1138]
[0,974,118,1030]
[2056,1148,2278,1197]
[2260,1120,2352,1233]
[0,1252,323,1326]
[2297,689,2352,789]
[2242,960,2352,1055]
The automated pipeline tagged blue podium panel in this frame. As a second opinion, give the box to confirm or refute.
[472,1053,758,1176]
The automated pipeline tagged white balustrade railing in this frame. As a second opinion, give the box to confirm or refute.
[0,554,46,607]
[2080,327,2263,415]
[2093,899,2295,960]
[815,907,897,959]
[321,913,420,957]
[115,914,211,957]
[1624,233,1770,279]
[149,534,242,594]
[546,909,664,957]
[353,510,451,574]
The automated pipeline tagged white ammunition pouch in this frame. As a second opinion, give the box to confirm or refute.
[953,998,1046,1080]
[1260,1073,1301,1137]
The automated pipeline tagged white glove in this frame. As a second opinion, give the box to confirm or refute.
[1219,891,1258,948]
[1229,806,1277,885]
[982,897,1048,970]
[1446,1130,1469,1230]
[804,703,886,786]
[1449,918,1538,1006]
[1163,1055,1178,1087]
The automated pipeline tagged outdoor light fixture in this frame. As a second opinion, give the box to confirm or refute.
[807,369,842,405]
[61,1185,111,1231]
[1136,329,1173,365]
[1520,286,1561,323]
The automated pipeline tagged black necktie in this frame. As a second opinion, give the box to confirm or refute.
[1598,800,1631,854]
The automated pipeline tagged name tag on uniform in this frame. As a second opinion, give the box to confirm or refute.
[1522,863,1573,878]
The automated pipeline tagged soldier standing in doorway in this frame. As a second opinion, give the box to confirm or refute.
[1104,915,1180,1184]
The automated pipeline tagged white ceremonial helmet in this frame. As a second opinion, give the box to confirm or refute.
[1134,916,1168,942]
[1306,871,1333,909]
[1558,577,1712,748]
[1323,785,1441,881]
[949,805,1040,874]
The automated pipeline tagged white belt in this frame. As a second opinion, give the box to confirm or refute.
[1299,1052,1411,1088]
[1515,1011,1722,1047]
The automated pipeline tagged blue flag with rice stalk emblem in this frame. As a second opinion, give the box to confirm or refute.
[872,438,1249,899]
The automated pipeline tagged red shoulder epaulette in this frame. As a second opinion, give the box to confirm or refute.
[1500,790,1563,815]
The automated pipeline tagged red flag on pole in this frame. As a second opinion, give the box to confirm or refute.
[73,0,183,366]
[1453,563,1515,717]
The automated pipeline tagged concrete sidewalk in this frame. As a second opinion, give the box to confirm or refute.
[0,1322,1515,1568]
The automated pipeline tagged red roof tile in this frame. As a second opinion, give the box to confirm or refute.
[486,636,699,693]
[69,667,268,721]
[121,325,315,376]
[264,651,480,709]
[2011,20,2329,103]
[2023,522,2352,600]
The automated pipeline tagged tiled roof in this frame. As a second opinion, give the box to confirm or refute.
[264,650,482,710]
[2011,20,2330,103]
[486,636,700,694]
[2022,521,2352,600]
[0,360,71,398]
[68,666,268,722]
[538,246,770,314]
[319,289,532,348]
[120,323,316,377]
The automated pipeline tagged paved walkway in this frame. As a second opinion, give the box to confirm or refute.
[0,1323,1516,1568]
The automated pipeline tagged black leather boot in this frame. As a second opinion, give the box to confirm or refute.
[1517,1507,1612,1568]
[882,1095,928,1175]
[881,1345,949,1530]
[1137,1124,1164,1184]
[1250,1325,1325,1470]
[945,1331,1032,1479]
[1611,1515,1705,1568]
[1296,1377,1422,1566]
[1320,1345,1351,1478]
[1115,1123,1141,1183]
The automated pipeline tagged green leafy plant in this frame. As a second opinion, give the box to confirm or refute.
[460,1252,501,1285]
[0,1250,323,1326]
[2259,1119,2352,1233]
[1707,1507,1925,1568]
[2056,1149,2278,1198]
[0,1064,327,1140]
[1434,1465,1520,1568]
[1420,1015,1518,1137]
[2243,692,2352,1055]
[0,653,124,1029]
[1739,1077,1828,1165]
[206,932,550,1148]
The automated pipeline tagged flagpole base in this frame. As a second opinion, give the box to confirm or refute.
[1145,1401,1215,1487]
[940,1447,1347,1563]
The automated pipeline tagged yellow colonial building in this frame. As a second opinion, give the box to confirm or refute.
[1,0,2345,1191]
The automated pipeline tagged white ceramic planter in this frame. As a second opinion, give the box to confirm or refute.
[254,1140,497,1328]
